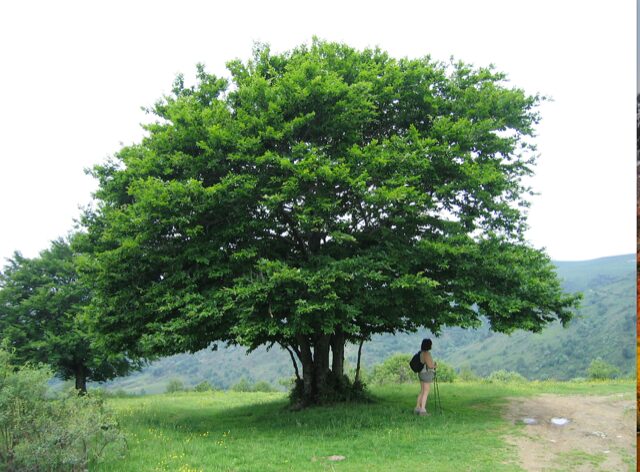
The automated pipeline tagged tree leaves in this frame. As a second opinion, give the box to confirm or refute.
[80,39,580,361]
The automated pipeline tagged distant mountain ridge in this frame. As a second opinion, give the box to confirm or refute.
[99,254,636,393]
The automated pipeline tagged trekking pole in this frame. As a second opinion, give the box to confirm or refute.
[433,370,442,414]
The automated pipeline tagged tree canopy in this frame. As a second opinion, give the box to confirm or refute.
[0,238,137,393]
[81,40,580,404]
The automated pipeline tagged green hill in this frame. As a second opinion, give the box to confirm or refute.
[97,254,636,393]
[364,254,636,380]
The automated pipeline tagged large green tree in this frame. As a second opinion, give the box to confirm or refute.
[81,40,579,405]
[0,238,137,393]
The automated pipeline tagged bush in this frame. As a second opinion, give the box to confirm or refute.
[370,354,456,384]
[433,361,456,382]
[278,376,296,390]
[230,378,253,392]
[0,349,126,471]
[165,378,186,393]
[252,381,276,392]
[369,354,415,384]
[457,365,480,381]
[587,358,621,380]
[193,381,215,392]
[486,369,527,383]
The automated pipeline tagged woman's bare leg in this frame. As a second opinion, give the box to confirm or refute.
[420,382,431,411]
[416,386,423,410]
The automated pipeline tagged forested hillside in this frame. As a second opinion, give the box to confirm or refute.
[97,255,635,393]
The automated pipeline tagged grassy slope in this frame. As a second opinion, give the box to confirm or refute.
[553,254,636,292]
[443,275,636,379]
[365,255,636,380]
[94,381,635,472]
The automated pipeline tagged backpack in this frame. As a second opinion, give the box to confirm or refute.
[409,352,423,373]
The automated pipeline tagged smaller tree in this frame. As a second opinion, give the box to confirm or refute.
[0,237,138,393]
[586,358,620,380]
[486,369,527,383]
[371,354,456,384]
[433,362,456,383]
[165,378,186,393]
[369,354,415,385]
[193,380,215,392]
[457,365,480,382]
[230,378,253,392]
[252,381,277,392]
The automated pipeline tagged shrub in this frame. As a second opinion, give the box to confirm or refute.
[370,354,456,384]
[457,365,480,381]
[252,381,276,392]
[0,349,126,471]
[165,378,185,393]
[433,361,456,382]
[369,354,414,384]
[193,381,215,392]
[486,369,527,383]
[587,358,621,380]
[278,376,296,390]
[230,378,253,392]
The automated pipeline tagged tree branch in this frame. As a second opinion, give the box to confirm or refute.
[283,344,301,381]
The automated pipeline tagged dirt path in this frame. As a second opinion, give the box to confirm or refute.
[503,393,636,471]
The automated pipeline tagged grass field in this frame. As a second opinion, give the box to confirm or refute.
[94,380,635,472]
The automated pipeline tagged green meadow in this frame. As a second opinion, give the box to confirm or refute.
[94,380,635,472]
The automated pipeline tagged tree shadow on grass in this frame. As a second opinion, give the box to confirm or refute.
[122,385,512,441]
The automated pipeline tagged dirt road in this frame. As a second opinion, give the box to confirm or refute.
[503,393,636,471]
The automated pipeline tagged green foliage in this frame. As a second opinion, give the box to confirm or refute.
[229,379,277,393]
[369,354,415,385]
[457,365,480,381]
[434,361,456,382]
[83,39,579,348]
[80,39,580,405]
[0,237,137,393]
[252,381,277,392]
[278,376,296,390]
[0,349,126,471]
[165,379,185,393]
[100,253,634,395]
[193,380,215,392]
[230,378,253,392]
[587,358,621,380]
[486,369,527,383]
[369,354,456,384]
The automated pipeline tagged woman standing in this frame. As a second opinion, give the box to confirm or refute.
[415,338,437,415]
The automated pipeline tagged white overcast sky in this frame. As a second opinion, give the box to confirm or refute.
[0,0,635,264]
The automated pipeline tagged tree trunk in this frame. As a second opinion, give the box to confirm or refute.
[284,345,301,381]
[293,331,359,406]
[75,365,87,395]
[330,328,345,378]
[296,335,314,403]
[313,334,331,398]
[355,338,365,383]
